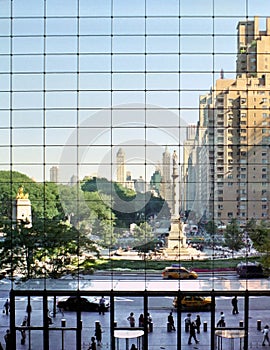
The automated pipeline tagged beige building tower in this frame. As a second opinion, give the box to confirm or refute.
[116,148,126,186]
[50,166,59,183]
[187,16,270,226]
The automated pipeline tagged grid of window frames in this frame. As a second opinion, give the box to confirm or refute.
[1,0,270,349]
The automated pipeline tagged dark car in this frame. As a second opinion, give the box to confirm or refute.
[57,296,110,312]
[236,261,266,278]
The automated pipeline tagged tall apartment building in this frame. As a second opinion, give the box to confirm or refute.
[49,166,59,183]
[185,16,270,226]
[116,148,126,186]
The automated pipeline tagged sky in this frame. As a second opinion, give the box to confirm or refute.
[0,0,269,183]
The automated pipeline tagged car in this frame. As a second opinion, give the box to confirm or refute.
[162,265,198,279]
[57,296,110,312]
[173,296,212,311]
[236,261,266,278]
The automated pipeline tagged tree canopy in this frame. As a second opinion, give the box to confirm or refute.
[245,219,270,268]
[0,171,60,220]
[0,218,100,279]
[224,219,244,252]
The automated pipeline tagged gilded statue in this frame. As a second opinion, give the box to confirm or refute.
[16,186,29,199]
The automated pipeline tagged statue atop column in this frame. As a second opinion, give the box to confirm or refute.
[165,150,188,254]
[16,186,29,200]
[13,186,32,228]
[163,150,203,259]
[171,150,179,217]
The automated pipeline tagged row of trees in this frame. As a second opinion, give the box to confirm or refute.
[205,218,270,267]
[0,171,169,279]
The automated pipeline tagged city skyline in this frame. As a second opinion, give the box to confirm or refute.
[2,1,269,184]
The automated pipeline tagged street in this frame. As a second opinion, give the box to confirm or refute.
[0,274,269,349]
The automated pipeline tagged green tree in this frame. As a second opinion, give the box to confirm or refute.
[246,220,270,268]
[205,220,218,235]
[133,222,154,245]
[224,219,244,252]
[0,219,99,279]
[245,219,267,247]
[82,177,169,228]
[0,171,60,220]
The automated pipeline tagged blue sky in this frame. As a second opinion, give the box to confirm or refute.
[0,0,269,182]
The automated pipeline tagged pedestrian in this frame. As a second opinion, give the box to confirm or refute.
[47,309,53,325]
[168,311,176,331]
[4,299,9,315]
[4,329,11,350]
[20,329,26,345]
[217,312,225,327]
[138,314,144,328]
[130,344,138,350]
[262,325,270,346]
[88,336,97,350]
[184,313,191,332]
[147,312,153,332]
[98,296,106,315]
[232,296,239,314]
[21,315,28,326]
[188,320,199,345]
[26,303,32,326]
[195,315,201,334]
[127,312,135,327]
[95,321,102,346]
[21,316,27,326]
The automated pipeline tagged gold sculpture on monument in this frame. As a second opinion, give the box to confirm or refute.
[16,186,29,200]
[13,186,32,228]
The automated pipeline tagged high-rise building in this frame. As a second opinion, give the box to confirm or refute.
[50,166,59,183]
[116,148,126,186]
[149,167,162,196]
[186,124,197,140]
[185,16,270,226]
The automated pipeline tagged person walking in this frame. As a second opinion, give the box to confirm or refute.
[262,325,270,346]
[217,312,225,327]
[26,303,32,326]
[127,312,135,327]
[168,312,176,331]
[130,344,138,350]
[195,315,201,334]
[232,296,239,314]
[184,313,191,332]
[95,321,102,346]
[147,312,153,332]
[138,314,144,328]
[188,320,199,345]
[4,299,9,316]
[4,330,11,350]
[20,329,26,345]
[88,336,97,350]
[98,296,106,315]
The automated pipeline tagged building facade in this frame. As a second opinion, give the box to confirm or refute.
[184,16,270,225]
[116,148,126,187]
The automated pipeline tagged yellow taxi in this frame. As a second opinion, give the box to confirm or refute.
[162,266,198,280]
[173,296,212,311]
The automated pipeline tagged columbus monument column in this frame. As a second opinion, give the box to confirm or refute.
[166,150,187,251]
